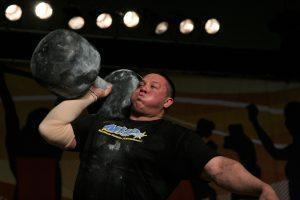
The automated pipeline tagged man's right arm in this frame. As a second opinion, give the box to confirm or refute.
[202,156,279,199]
[39,85,112,150]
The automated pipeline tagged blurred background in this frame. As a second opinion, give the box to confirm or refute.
[0,0,300,199]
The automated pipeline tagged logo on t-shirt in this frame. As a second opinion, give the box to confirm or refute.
[99,124,147,142]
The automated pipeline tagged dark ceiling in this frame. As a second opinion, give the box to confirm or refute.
[0,0,299,81]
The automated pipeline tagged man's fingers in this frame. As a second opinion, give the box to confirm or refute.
[104,84,113,96]
[89,84,113,99]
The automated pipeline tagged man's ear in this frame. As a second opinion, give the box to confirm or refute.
[163,97,174,109]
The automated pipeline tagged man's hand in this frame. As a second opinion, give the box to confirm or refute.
[89,84,112,101]
[246,104,259,122]
[259,185,279,200]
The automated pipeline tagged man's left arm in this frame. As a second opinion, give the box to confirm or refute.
[202,156,278,200]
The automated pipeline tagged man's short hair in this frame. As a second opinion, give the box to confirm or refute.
[158,72,176,99]
[142,72,175,99]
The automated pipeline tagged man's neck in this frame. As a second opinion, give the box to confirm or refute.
[130,111,164,121]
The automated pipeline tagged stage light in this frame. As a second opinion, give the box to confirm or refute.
[96,13,112,29]
[68,16,85,30]
[179,19,194,34]
[5,4,22,21]
[123,11,140,28]
[35,2,53,19]
[155,22,169,34]
[205,18,220,34]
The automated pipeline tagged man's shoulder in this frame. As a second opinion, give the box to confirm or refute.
[74,113,108,125]
[161,119,193,133]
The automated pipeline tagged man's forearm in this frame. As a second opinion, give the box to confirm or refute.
[206,156,268,196]
[39,91,96,148]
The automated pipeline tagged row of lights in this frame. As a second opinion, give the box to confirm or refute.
[5,2,221,35]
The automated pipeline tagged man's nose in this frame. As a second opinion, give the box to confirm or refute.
[140,84,149,92]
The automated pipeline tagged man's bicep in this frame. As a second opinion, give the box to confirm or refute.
[200,156,224,181]
[38,119,76,149]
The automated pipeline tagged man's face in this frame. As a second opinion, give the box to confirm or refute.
[131,73,173,116]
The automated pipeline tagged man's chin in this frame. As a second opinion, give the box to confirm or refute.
[131,103,144,114]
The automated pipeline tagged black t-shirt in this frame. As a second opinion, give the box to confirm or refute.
[71,114,218,200]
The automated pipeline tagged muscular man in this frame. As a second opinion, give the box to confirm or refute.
[39,73,278,200]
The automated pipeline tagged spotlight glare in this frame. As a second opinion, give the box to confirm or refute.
[205,18,220,34]
[35,2,53,19]
[179,19,194,34]
[123,11,140,28]
[155,22,169,34]
[5,4,22,21]
[68,16,85,30]
[96,13,112,29]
